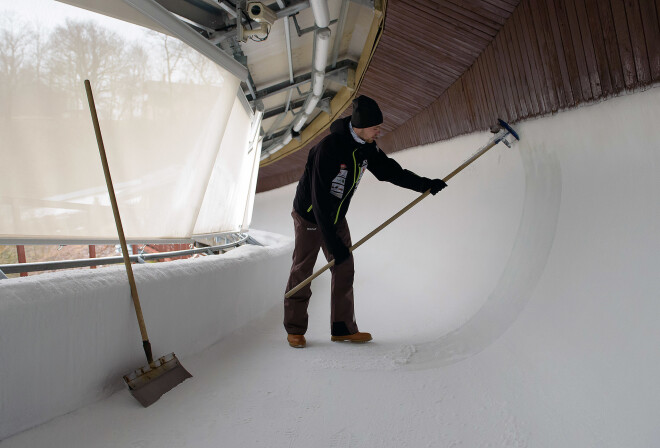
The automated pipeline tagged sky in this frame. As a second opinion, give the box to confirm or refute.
[1,0,149,39]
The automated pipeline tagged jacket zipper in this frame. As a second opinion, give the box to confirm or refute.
[334,149,358,224]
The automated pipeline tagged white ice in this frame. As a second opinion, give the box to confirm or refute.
[1,87,659,447]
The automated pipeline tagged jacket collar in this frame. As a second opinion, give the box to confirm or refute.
[349,121,366,144]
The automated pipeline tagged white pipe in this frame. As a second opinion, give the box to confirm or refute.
[304,95,321,115]
[276,0,294,84]
[309,0,330,28]
[292,114,307,132]
[284,18,294,83]
[270,2,332,148]
[312,72,324,95]
[313,28,331,72]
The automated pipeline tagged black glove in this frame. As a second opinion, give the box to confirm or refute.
[332,244,351,265]
[424,178,447,195]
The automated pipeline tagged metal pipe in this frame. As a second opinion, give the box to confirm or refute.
[263,0,331,155]
[309,0,330,27]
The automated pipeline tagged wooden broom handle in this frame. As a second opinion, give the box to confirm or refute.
[84,80,152,359]
[284,132,507,299]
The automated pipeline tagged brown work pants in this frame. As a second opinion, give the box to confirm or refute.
[284,210,358,336]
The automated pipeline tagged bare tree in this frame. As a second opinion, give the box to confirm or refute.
[148,31,188,87]
[0,14,30,118]
[185,50,222,85]
[118,43,149,119]
[46,19,129,113]
[30,22,49,87]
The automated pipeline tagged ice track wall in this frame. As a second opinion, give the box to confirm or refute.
[250,88,660,444]
[0,231,292,440]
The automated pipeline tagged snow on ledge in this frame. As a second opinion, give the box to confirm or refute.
[0,230,293,440]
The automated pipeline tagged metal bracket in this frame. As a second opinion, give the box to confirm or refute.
[325,68,349,86]
[318,97,332,114]
[349,0,375,9]
[0,269,8,280]
[292,13,338,37]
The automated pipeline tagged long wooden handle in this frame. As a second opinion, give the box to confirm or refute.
[284,132,506,299]
[85,80,153,363]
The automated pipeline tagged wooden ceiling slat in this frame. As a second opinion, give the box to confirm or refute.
[490,37,514,120]
[538,0,568,109]
[512,6,541,114]
[486,43,509,120]
[545,0,576,106]
[473,58,493,127]
[478,50,499,122]
[560,0,591,99]
[462,67,481,128]
[384,8,488,60]
[555,0,584,103]
[609,0,638,88]
[404,2,495,44]
[623,0,652,84]
[433,0,504,31]
[507,15,532,116]
[505,24,526,118]
[373,40,465,78]
[372,40,464,78]
[639,0,660,81]
[426,1,500,38]
[584,0,614,96]
[529,0,559,111]
[447,80,463,132]
[520,0,550,110]
[596,0,625,92]
[574,0,603,99]
[453,0,512,23]
[657,0,660,42]
[483,0,519,12]
[466,65,484,129]
[503,31,522,119]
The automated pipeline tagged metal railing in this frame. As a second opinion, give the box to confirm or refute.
[0,233,262,277]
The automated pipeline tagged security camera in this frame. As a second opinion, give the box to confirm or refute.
[247,2,278,25]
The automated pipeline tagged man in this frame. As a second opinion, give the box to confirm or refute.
[284,95,447,348]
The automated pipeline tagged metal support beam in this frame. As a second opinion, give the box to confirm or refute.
[331,0,350,68]
[349,0,374,9]
[0,235,250,275]
[215,0,238,18]
[291,14,337,36]
[248,59,356,102]
[154,0,230,29]
[275,0,311,18]
[263,93,333,119]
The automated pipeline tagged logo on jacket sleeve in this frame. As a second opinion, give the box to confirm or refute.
[330,165,348,198]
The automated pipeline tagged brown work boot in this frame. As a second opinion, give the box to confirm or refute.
[331,332,372,343]
[287,334,306,348]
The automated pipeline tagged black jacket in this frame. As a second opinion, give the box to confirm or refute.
[293,117,431,257]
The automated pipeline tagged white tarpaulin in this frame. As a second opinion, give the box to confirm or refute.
[0,0,259,243]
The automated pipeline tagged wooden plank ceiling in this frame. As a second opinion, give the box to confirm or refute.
[256,0,660,192]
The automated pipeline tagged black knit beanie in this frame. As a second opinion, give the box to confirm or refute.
[351,95,383,128]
